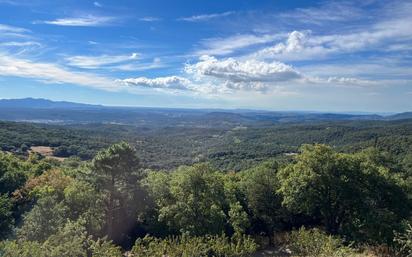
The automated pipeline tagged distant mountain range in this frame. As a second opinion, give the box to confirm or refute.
[0,98,102,109]
[0,98,410,127]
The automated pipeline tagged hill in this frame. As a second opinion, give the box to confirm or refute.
[0,98,399,126]
[0,98,102,109]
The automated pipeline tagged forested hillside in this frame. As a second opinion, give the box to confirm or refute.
[1,114,412,256]
[1,119,412,171]
[1,141,412,256]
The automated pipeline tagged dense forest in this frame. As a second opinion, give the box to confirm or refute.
[1,118,412,171]
[1,118,412,256]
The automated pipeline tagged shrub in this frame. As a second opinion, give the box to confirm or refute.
[394,223,412,257]
[287,227,356,257]
[0,240,45,257]
[0,221,121,257]
[130,234,257,257]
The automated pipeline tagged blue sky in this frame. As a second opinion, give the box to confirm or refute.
[0,0,411,112]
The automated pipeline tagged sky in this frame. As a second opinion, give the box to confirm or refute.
[0,0,411,112]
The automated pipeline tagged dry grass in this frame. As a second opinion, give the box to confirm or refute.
[29,146,66,161]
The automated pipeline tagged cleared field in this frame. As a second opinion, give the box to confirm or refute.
[30,146,66,161]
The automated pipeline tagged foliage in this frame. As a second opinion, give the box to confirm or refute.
[144,164,227,236]
[0,194,13,239]
[63,179,105,233]
[278,144,410,243]
[1,134,412,256]
[16,195,69,242]
[91,142,145,245]
[0,240,44,257]
[0,220,121,257]
[287,227,356,257]
[130,234,257,257]
[2,118,412,172]
[238,160,285,239]
[395,223,412,257]
[88,237,123,257]
[0,151,28,195]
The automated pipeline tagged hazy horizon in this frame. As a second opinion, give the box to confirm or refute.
[0,97,402,115]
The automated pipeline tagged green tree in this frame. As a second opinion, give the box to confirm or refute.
[91,142,143,244]
[145,164,227,236]
[278,144,410,243]
[17,195,69,242]
[0,152,27,195]
[239,160,284,243]
[64,179,105,234]
[0,194,13,239]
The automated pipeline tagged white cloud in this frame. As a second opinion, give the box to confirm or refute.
[254,6,412,62]
[252,30,335,61]
[36,15,115,27]
[279,1,363,25]
[179,11,234,22]
[307,76,378,87]
[118,76,192,91]
[0,41,41,47]
[0,24,31,39]
[184,55,382,92]
[65,53,139,69]
[93,1,102,7]
[0,53,118,91]
[255,31,308,57]
[186,55,301,83]
[113,57,166,71]
[0,24,28,33]
[184,55,303,92]
[139,17,161,22]
[195,33,282,56]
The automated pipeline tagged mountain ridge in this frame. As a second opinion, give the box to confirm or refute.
[0,98,411,125]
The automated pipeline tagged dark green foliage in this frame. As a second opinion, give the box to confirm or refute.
[1,120,412,257]
[0,220,122,257]
[17,195,69,242]
[0,194,13,239]
[91,142,145,245]
[237,160,286,240]
[278,144,410,243]
[130,234,257,257]
[0,152,27,195]
[144,164,227,236]
[2,119,412,171]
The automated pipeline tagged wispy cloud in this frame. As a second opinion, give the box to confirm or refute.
[0,0,34,6]
[0,53,118,91]
[179,11,234,22]
[139,17,161,22]
[0,24,28,33]
[279,1,364,25]
[65,53,139,69]
[113,57,166,71]
[253,11,412,62]
[195,33,282,56]
[0,24,32,42]
[0,41,41,48]
[35,15,116,27]
[93,1,102,7]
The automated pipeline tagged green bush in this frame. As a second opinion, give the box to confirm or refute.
[130,234,257,257]
[0,220,121,257]
[0,240,45,257]
[287,227,356,257]
[395,223,412,257]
